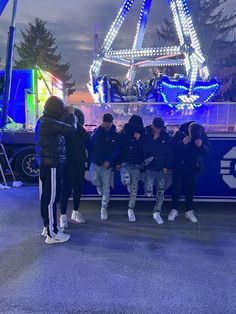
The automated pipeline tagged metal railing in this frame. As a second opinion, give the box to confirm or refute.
[73,102,236,133]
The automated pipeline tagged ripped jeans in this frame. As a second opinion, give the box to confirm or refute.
[121,163,141,210]
[90,163,112,210]
[144,170,166,213]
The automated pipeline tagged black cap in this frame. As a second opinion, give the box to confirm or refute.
[103,113,114,123]
[152,117,164,129]
[43,96,67,119]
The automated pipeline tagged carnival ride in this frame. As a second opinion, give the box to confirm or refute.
[88,0,220,110]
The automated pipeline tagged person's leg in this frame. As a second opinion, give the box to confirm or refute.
[53,164,64,232]
[172,168,183,211]
[184,170,198,223]
[40,167,50,228]
[168,167,183,221]
[184,170,197,212]
[90,163,102,187]
[40,167,59,237]
[128,166,140,221]
[144,169,155,197]
[101,167,112,209]
[153,171,166,213]
[71,163,86,223]
[100,167,112,220]
[60,163,73,215]
[73,163,86,210]
[120,163,131,188]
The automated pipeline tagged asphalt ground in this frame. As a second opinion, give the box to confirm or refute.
[0,186,236,314]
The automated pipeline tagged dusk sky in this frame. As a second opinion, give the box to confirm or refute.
[0,0,234,102]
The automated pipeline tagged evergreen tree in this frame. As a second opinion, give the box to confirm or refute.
[15,18,75,95]
[156,0,236,100]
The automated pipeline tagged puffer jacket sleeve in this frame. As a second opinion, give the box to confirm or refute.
[50,113,77,136]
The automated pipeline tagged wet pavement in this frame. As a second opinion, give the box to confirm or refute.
[0,186,236,314]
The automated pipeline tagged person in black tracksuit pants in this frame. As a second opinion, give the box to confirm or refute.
[60,108,92,227]
[35,96,76,244]
[168,121,210,223]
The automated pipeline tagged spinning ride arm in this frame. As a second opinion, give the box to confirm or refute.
[169,0,210,100]
[90,0,136,82]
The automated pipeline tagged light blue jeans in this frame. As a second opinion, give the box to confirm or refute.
[90,163,112,210]
[144,169,166,213]
[121,163,141,210]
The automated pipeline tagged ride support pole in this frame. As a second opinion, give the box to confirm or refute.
[1,0,18,128]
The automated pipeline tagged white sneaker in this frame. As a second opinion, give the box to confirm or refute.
[71,210,85,224]
[185,210,198,223]
[45,232,70,245]
[168,209,178,221]
[97,186,103,196]
[153,212,164,224]
[146,191,152,198]
[101,208,108,220]
[60,214,68,228]
[41,227,64,237]
[128,209,136,222]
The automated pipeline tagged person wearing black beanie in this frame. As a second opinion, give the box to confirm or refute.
[118,114,145,222]
[168,121,210,223]
[35,96,77,244]
[89,113,119,220]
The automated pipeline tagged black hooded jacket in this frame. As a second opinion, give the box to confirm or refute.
[65,121,92,165]
[144,125,172,171]
[119,123,145,165]
[35,113,76,167]
[90,124,120,167]
[172,121,210,173]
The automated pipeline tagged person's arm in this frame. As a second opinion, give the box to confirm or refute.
[194,133,211,154]
[164,135,173,170]
[50,113,77,136]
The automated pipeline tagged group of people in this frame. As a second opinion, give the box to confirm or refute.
[36,96,210,245]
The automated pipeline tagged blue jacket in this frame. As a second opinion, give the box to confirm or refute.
[144,125,172,171]
[90,124,119,167]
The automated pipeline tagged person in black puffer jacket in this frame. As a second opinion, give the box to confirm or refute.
[90,113,120,220]
[118,115,145,222]
[168,121,210,224]
[60,108,92,227]
[143,117,172,224]
[35,96,76,244]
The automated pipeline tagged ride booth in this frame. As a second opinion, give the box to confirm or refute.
[0,68,64,128]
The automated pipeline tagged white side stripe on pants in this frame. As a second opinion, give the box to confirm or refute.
[48,168,56,237]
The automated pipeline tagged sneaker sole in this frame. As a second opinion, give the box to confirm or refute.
[185,217,198,223]
[168,215,178,222]
[154,220,164,225]
[60,223,68,228]
[71,219,86,224]
[101,217,108,221]
[45,237,70,245]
